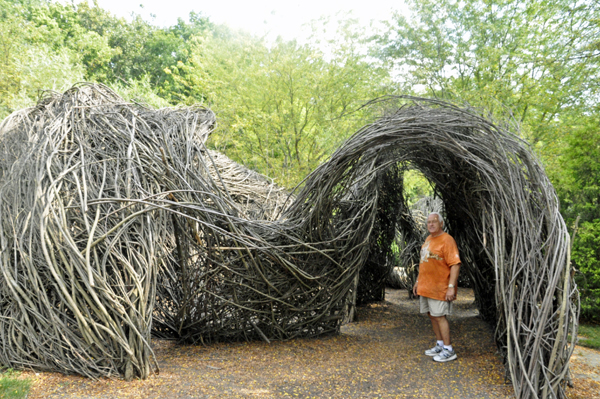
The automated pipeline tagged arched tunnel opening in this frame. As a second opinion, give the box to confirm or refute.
[357,162,497,325]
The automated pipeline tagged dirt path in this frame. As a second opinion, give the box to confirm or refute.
[21,288,598,398]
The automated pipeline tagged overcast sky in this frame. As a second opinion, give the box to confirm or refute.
[92,0,405,41]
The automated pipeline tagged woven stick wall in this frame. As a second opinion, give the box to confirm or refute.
[0,84,576,398]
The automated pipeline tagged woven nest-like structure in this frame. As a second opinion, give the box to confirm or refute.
[0,84,577,398]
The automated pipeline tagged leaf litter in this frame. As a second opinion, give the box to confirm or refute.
[20,288,523,399]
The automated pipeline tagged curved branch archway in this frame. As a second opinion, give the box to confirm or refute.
[0,85,576,398]
[288,95,577,398]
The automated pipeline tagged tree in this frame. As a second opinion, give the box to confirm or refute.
[572,219,600,322]
[0,0,26,116]
[74,3,212,95]
[20,0,117,81]
[553,114,600,321]
[373,0,600,149]
[173,25,392,187]
[0,0,86,118]
[556,116,600,224]
[0,0,215,111]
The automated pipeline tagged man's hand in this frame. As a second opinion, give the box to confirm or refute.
[446,264,460,302]
[412,281,418,297]
[445,286,456,301]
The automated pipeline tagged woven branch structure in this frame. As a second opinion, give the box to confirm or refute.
[0,84,577,398]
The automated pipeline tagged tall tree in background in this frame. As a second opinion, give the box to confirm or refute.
[75,3,212,97]
[555,114,600,321]
[0,0,214,115]
[374,0,599,149]
[174,23,392,187]
[0,0,27,115]
[0,0,87,117]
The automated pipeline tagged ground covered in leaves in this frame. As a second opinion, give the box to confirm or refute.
[18,288,599,398]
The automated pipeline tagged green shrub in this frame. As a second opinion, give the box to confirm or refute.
[572,219,600,323]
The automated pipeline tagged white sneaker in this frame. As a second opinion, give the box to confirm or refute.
[433,348,457,362]
[424,345,443,356]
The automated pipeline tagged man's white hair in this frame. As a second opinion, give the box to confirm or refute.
[429,212,444,225]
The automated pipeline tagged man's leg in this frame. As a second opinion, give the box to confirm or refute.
[431,315,451,345]
[428,312,444,341]
[430,315,457,361]
[422,299,445,356]
[425,299,457,362]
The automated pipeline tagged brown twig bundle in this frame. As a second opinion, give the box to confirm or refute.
[0,85,576,399]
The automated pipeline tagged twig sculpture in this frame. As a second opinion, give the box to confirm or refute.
[0,84,577,398]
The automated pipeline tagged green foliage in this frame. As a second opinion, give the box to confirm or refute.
[374,0,600,149]
[174,24,392,187]
[0,0,86,118]
[403,169,433,206]
[23,0,117,80]
[0,1,26,117]
[551,116,600,322]
[0,369,31,399]
[578,323,600,350]
[0,0,214,115]
[73,2,212,94]
[109,75,172,109]
[572,219,600,322]
[555,117,600,224]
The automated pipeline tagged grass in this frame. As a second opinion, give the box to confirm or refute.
[578,322,600,350]
[0,369,31,399]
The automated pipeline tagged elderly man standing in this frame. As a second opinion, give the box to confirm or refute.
[412,212,461,362]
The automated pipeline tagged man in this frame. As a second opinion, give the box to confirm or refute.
[412,212,461,362]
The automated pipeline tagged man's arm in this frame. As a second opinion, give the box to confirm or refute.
[445,263,461,301]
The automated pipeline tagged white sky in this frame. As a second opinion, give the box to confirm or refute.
[92,0,405,41]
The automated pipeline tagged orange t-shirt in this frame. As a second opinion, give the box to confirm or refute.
[417,232,461,301]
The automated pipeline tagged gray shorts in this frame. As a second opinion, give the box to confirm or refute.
[420,296,453,317]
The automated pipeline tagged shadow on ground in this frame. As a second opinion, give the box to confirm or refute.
[23,288,519,398]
